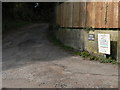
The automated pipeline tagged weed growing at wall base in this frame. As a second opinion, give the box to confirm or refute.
[74,51,118,64]
[48,31,118,65]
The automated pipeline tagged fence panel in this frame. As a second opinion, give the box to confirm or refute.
[63,3,67,27]
[105,2,113,28]
[56,2,119,28]
[86,2,95,28]
[95,2,103,28]
[119,2,120,28]
[72,2,80,27]
[79,2,86,28]
[66,3,73,27]
[101,2,107,28]
[112,2,119,28]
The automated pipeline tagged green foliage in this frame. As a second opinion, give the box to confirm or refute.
[98,57,117,64]
[89,55,99,61]
[78,51,117,64]
[74,51,81,56]
[80,51,91,58]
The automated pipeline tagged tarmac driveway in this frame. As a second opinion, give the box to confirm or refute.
[2,24,118,88]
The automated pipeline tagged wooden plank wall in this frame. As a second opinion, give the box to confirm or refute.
[56,2,119,28]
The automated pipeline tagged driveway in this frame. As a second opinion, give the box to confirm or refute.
[2,23,118,88]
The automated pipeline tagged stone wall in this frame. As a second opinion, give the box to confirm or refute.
[118,31,120,61]
[84,30,118,59]
[55,28,118,60]
[55,28,84,51]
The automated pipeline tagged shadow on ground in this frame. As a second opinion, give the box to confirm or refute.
[2,23,71,71]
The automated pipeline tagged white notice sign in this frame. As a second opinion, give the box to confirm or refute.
[98,34,110,55]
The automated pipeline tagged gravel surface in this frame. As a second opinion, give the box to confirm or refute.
[2,23,118,88]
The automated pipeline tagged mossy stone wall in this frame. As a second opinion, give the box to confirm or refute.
[55,28,118,60]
